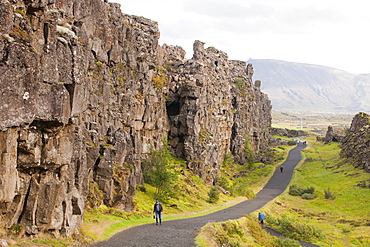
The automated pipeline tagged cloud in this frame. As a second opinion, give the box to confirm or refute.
[183,0,274,20]
[179,0,344,38]
[114,0,370,73]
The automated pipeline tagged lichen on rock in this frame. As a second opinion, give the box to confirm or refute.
[0,0,272,238]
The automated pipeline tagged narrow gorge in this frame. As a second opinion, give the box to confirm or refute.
[0,0,272,238]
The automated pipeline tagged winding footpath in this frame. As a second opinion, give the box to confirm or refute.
[91,143,317,247]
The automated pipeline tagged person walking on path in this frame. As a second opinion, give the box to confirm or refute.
[153,200,163,225]
[280,166,283,173]
[90,143,312,247]
[258,212,265,226]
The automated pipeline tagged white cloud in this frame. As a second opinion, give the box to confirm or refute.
[113,0,370,74]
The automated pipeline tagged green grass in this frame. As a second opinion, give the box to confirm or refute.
[80,173,246,243]
[79,145,292,245]
[258,140,370,247]
[196,215,302,247]
[196,138,370,247]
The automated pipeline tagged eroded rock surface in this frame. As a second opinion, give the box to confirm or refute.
[340,112,370,172]
[0,0,272,237]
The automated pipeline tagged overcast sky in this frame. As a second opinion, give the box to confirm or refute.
[113,0,370,74]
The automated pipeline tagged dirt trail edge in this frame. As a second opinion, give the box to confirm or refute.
[90,143,316,247]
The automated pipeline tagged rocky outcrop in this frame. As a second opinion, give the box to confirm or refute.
[271,128,306,138]
[165,42,234,184]
[1,0,167,237]
[229,61,271,165]
[321,126,345,143]
[0,0,272,238]
[340,112,370,172]
[165,44,271,183]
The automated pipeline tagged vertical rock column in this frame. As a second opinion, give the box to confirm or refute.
[165,41,234,184]
[229,61,272,165]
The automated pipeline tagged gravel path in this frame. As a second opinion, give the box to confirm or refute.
[90,143,318,247]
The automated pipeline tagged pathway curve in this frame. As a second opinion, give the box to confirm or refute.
[90,143,315,247]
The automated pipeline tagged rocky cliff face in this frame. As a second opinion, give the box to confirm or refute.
[340,112,370,172]
[320,126,345,144]
[0,0,271,237]
[165,43,271,183]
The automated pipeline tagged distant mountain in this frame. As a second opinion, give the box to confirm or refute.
[247,59,370,113]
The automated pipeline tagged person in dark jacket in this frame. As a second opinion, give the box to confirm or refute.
[153,200,163,225]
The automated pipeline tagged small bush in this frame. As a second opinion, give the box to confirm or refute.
[137,184,146,193]
[287,141,297,146]
[303,187,315,194]
[289,185,317,200]
[289,185,305,196]
[208,186,220,203]
[229,242,241,247]
[301,193,318,200]
[142,141,180,201]
[359,181,369,188]
[10,223,22,234]
[324,188,336,199]
[266,215,325,242]
[233,77,246,90]
[273,237,301,247]
[152,74,168,88]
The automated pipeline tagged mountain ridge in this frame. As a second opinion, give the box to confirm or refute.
[248,59,370,114]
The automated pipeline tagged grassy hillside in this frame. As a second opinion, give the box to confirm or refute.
[196,138,370,247]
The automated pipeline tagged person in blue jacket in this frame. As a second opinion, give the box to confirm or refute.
[153,200,163,225]
[258,212,265,225]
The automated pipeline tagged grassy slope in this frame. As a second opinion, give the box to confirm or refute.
[257,138,370,247]
[196,138,370,247]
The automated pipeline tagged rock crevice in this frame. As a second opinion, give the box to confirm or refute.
[0,0,272,237]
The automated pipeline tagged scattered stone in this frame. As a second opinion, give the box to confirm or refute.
[0,239,8,247]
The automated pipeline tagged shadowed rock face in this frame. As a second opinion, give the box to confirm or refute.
[340,112,370,172]
[0,0,271,237]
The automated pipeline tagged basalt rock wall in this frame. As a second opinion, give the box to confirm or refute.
[0,0,168,237]
[340,112,370,172]
[0,0,271,237]
[164,43,271,184]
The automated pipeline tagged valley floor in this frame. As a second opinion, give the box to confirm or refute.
[88,144,307,247]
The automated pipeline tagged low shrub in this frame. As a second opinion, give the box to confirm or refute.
[288,185,305,196]
[207,186,220,203]
[324,188,336,200]
[301,193,318,200]
[359,181,370,188]
[289,185,317,200]
[273,237,301,247]
[287,141,297,146]
[305,157,316,162]
[266,215,325,242]
[137,184,146,193]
